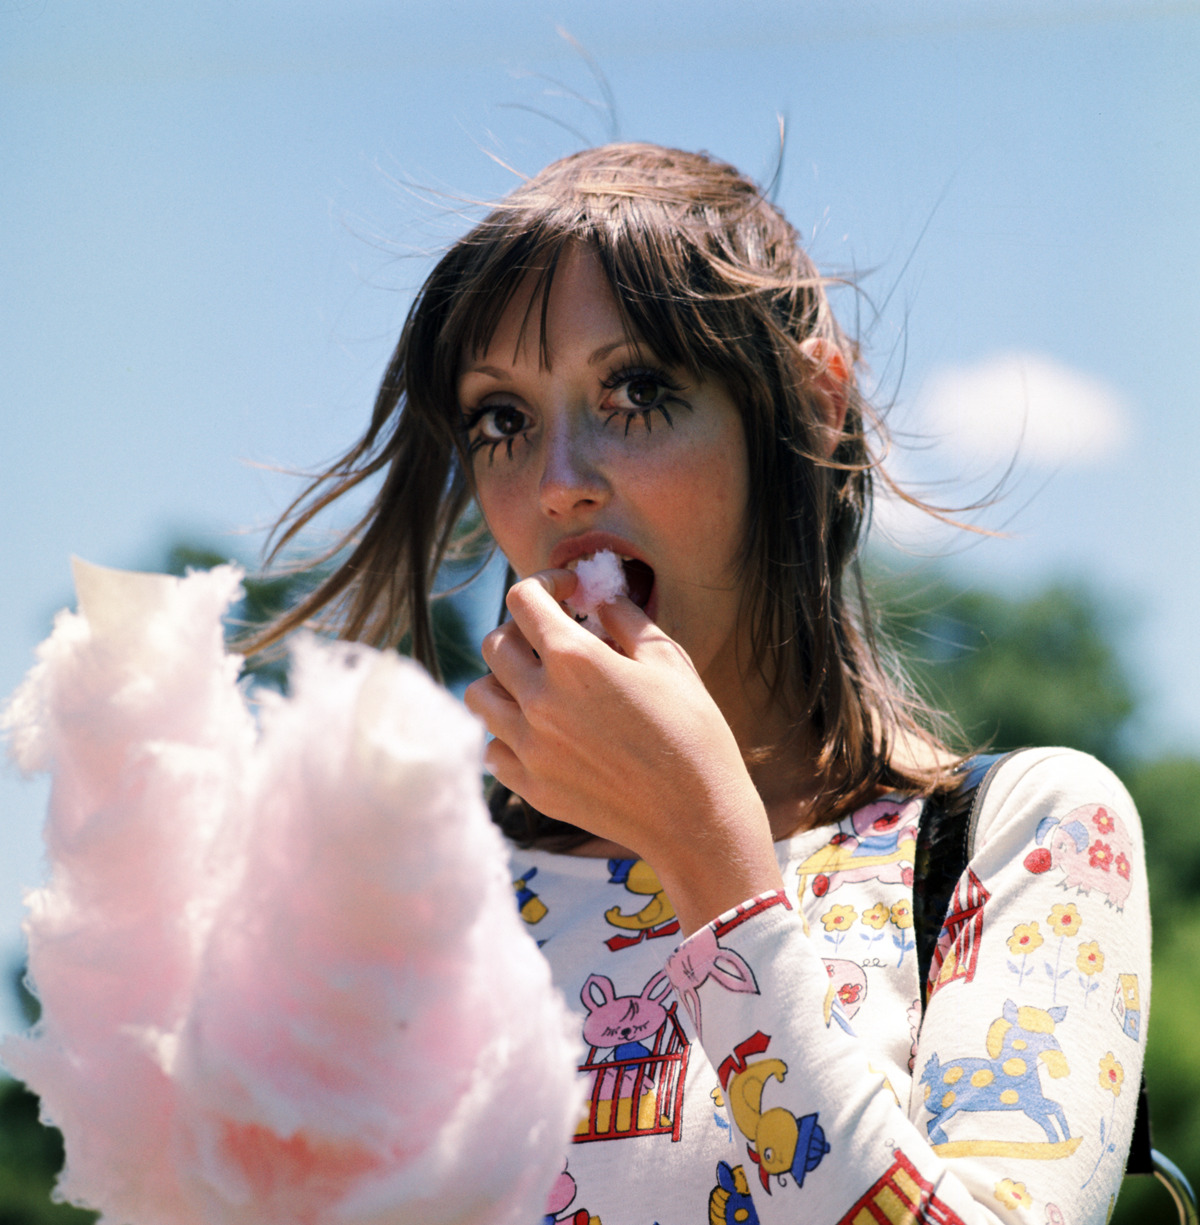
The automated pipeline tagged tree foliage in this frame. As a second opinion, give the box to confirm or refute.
[875,570,1137,765]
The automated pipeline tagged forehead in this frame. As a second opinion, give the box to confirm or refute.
[464,243,644,372]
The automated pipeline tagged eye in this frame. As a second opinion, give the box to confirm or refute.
[601,367,687,436]
[461,402,530,462]
[623,375,666,409]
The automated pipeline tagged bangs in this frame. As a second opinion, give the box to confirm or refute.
[433,162,822,401]
[440,220,714,386]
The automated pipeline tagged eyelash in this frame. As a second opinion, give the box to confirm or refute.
[600,366,686,436]
[459,365,687,463]
[460,404,526,464]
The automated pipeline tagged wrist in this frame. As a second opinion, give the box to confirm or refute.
[648,787,785,937]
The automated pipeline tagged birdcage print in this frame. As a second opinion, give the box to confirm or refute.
[574,1001,690,1142]
[929,869,990,999]
[836,1150,965,1225]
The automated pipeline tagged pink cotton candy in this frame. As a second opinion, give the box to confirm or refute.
[562,551,627,641]
[2,560,582,1225]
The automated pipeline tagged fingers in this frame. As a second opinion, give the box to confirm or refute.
[463,675,531,797]
[596,595,696,670]
[464,670,522,738]
[480,619,541,692]
[504,569,580,653]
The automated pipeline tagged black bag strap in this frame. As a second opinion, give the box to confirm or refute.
[913,751,1157,1181]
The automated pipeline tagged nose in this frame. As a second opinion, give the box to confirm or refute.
[538,415,610,518]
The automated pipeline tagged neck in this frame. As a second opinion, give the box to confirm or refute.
[707,656,825,842]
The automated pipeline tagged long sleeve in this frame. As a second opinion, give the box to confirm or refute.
[663,748,1149,1225]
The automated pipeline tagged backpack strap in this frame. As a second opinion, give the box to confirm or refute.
[913,750,1157,1181]
[913,751,1012,1008]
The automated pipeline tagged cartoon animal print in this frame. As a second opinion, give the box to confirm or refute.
[576,971,689,1142]
[822,959,867,1030]
[668,926,758,1039]
[1111,974,1141,1041]
[928,869,990,999]
[604,858,680,950]
[708,1161,760,1225]
[717,1031,830,1193]
[543,1162,600,1225]
[795,798,922,899]
[834,1149,966,1225]
[513,867,547,924]
[920,1000,1081,1158]
[1023,804,1133,908]
[582,971,672,1084]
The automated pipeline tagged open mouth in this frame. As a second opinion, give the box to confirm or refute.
[620,558,654,611]
[564,551,656,615]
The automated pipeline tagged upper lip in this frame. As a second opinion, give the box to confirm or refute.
[548,531,650,571]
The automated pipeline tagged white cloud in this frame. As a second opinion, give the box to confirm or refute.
[915,351,1129,468]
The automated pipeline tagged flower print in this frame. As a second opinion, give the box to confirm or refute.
[1006,922,1043,987]
[1099,1052,1124,1096]
[1093,808,1116,835]
[837,982,862,1005]
[1084,1054,1126,1188]
[1045,904,1081,1003]
[1076,941,1104,976]
[994,1179,1032,1211]
[890,899,915,966]
[873,811,901,832]
[1047,903,1082,938]
[821,904,858,932]
[1115,853,1131,881]
[862,902,890,930]
[1007,922,1044,956]
[1089,840,1114,872]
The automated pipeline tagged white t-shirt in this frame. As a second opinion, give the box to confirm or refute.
[508,748,1150,1225]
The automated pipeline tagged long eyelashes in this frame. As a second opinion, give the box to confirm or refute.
[459,405,528,465]
[599,366,686,436]
[602,402,675,436]
[458,364,689,461]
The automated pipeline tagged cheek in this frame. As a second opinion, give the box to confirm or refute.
[657,446,749,564]
[473,473,538,569]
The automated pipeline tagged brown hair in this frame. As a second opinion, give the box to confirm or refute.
[247,142,958,843]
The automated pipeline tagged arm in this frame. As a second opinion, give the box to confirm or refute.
[463,570,785,933]
[665,749,1149,1224]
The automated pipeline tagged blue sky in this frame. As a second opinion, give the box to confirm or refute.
[2,0,1198,1032]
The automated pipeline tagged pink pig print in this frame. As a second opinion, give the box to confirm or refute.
[1023,804,1133,908]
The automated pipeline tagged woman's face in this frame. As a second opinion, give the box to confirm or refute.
[457,244,753,690]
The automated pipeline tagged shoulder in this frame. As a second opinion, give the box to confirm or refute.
[968,747,1142,883]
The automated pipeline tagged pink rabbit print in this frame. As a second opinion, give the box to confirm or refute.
[667,927,758,1039]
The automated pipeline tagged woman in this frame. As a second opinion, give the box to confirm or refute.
[260,143,1148,1223]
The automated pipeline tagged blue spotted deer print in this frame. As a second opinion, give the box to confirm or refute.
[921,1001,1077,1154]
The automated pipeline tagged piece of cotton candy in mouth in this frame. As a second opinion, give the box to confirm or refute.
[563,550,628,639]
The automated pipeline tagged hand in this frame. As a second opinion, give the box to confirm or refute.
[463,570,784,934]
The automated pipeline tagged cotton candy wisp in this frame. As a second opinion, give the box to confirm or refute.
[562,551,628,641]
[1,560,582,1225]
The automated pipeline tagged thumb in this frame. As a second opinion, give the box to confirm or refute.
[594,594,667,657]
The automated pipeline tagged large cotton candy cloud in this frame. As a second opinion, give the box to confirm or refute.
[2,560,581,1225]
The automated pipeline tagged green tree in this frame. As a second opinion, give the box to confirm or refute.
[875,570,1137,765]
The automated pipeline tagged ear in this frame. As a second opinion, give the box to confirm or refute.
[798,337,851,458]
